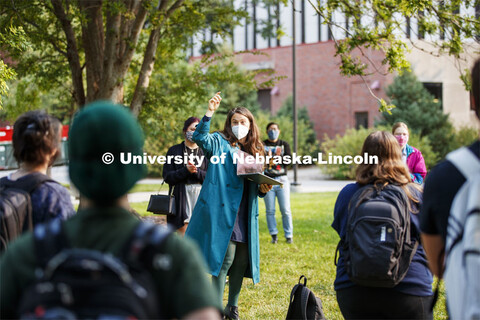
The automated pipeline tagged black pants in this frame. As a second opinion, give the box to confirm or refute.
[336,286,433,320]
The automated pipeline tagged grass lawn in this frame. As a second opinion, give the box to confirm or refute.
[64,183,164,194]
[131,192,447,320]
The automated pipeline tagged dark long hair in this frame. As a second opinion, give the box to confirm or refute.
[356,131,421,210]
[12,110,62,166]
[220,107,264,157]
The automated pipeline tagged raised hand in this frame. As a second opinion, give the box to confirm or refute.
[208,92,222,113]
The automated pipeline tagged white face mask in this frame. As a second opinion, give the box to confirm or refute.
[232,125,249,140]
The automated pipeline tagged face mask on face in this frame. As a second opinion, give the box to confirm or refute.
[267,129,279,140]
[395,135,407,147]
[185,131,194,142]
[232,125,249,140]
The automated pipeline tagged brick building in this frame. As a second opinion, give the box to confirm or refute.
[191,0,480,140]
[235,42,392,139]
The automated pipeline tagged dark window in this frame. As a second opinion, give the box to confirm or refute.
[276,3,281,47]
[301,0,306,43]
[253,0,257,49]
[418,11,425,40]
[405,16,411,39]
[318,6,322,41]
[422,82,443,107]
[258,89,272,112]
[355,112,368,129]
[244,0,248,50]
[476,4,480,41]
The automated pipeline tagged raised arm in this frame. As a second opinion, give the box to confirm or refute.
[192,93,223,156]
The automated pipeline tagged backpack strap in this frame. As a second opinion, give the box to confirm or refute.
[33,219,69,269]
[124,222,173,268]
[300,286,310,320]
[0,172,56,194]
[296,275,309,320]
[446,147,480,179]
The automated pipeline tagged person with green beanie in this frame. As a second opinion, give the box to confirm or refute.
[0,101,221,320]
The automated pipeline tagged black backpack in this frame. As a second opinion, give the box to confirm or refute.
[338,184,418,288]
[0,173,54,251]
[18,220,173,319]
[286,275,327,320]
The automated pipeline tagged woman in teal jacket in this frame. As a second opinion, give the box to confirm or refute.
[186,92,272,320]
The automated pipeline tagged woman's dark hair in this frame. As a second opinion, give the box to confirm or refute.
[356,131,421,211]
[183,116,200,133]
[220,107,264,157]
[266,122,280,131]
[12,110,62,167]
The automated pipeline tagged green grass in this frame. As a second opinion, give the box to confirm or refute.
[128,184,163,193]
[130,193,448,320]
[60,183,163,194]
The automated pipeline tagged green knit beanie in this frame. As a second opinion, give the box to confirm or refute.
[68,101,146,202]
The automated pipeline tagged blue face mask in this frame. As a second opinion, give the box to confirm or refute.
[185,131,194,142]
[267,129,279,141]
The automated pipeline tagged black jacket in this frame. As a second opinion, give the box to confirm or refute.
[162,142,208,229]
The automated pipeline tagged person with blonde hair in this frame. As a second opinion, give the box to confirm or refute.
[332,131,433,319]
[392,122,427,184]
[186,93,272,320]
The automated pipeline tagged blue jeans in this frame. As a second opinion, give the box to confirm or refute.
[264,175,293,238]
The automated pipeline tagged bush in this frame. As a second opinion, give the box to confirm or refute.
[379,70,455,159]
[250,95,320,158]
[320,126,438,180]
[451,126,478,150]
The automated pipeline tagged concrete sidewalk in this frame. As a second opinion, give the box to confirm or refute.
[128,166,352,203]
[1,165,353,203]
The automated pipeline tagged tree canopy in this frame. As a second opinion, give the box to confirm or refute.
[0,0,247,116]
[306,0,480,111]
[0,0,478,115]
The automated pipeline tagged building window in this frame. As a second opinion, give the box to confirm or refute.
[476,4,480,41]
[418,11,425,40]
[422,82,443,107]
[258,89,272,112]
[355,112,368,129]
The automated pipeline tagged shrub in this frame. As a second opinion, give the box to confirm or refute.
[320,126,438,180]
[451,126,478,150]
[379,70,455,159]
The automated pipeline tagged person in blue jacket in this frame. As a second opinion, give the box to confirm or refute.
[185,92,272,320]
[332,131,433,319]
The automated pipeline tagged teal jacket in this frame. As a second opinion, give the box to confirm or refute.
[185,117,262,284]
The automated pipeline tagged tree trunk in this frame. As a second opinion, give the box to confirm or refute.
[130,27,161,117]
[130,0,185,117]
[51,0,85,107]
[78,0,104,103]
[96,0,149,103]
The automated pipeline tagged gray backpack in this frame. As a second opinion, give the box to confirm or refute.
[443,147,480,319]
[340,184,418,287]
